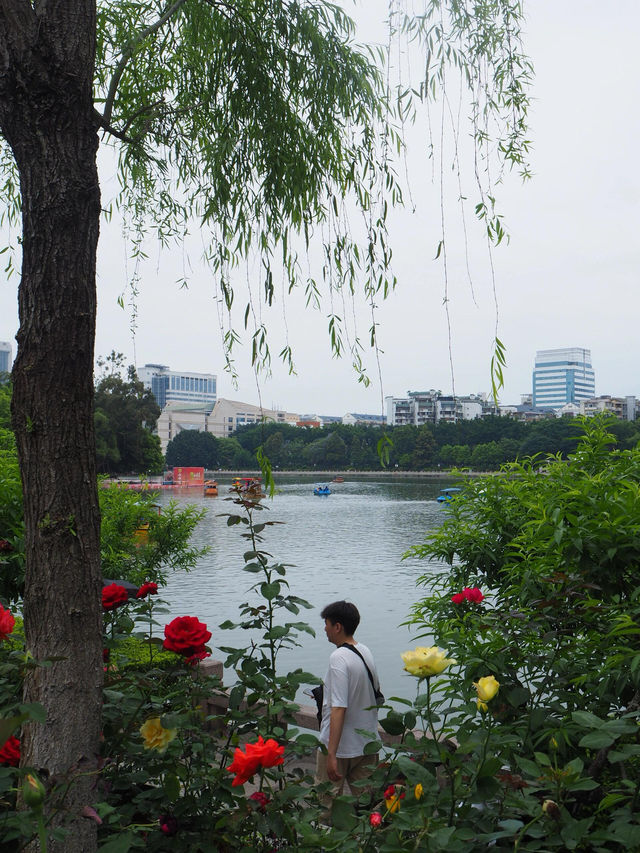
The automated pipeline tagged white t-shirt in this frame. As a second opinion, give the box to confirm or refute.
[319,642,381,758]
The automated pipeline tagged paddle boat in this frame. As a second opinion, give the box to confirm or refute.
[313,483,332,496]
[437,487,462,504]
[133,504,161,544]
[203,480,218,496]
[230,477,265,499]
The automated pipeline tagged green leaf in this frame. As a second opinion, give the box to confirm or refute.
[260,581,280,600]
[163,772,181,800]
[379,710,405,735]
[18,703,46,723]
[0,715,26,746]
[578,731,616,749]
[497,819,524,833]
[567,778,599,791]
[330,797,359,831]
[98,834,136,853]
[477,756,502,778]
[515,756,543,778]
[572,710,604,729]
[264,625,288,639]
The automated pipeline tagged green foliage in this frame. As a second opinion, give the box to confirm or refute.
[99,483,207,586]
[0,445,24,604]
[0,381,15,455]
[6,445,640,849]
[397,416,640,848]
[95,352,163,475]
[165,429,219,469]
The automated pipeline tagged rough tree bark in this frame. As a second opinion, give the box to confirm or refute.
[0,2,102,850]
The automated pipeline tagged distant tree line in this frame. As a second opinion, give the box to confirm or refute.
[5,368,640,475]
[164,414,640,472]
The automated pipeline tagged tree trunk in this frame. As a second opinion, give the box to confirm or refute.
[0,3,102,850]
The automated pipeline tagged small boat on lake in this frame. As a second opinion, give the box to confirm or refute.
[331,476,345,483]
[203,480,218,496]
[437,487,462,504]
[230,477,265,499]
[314,483,332,496]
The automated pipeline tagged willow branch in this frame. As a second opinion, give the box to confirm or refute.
[100,0,187,127]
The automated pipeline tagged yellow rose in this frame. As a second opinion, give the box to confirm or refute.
[384,784,405,813]
[401,646,456,678]
[140,717,177,753]
[414,782,423,800]
[474,675,500,702]
[477,699,489,713]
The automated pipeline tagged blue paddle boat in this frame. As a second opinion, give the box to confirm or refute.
[436,487,462,503]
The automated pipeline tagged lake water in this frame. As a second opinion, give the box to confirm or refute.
[159,476,452,703]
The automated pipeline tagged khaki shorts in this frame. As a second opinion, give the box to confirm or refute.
[314,749,378,820]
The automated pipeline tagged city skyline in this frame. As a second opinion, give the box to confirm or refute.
[1,1,639,413]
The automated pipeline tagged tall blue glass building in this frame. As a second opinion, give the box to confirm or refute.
[0,341,12,375]
[532,348,595,409]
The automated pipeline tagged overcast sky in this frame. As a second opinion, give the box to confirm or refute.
[1,1,639,416]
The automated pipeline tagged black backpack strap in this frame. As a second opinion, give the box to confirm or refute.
[340,643,379,692]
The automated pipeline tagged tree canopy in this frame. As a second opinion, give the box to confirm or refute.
[165,429,219,469]
[95,352,163,474]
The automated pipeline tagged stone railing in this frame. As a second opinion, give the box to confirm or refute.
[199,658,410,745]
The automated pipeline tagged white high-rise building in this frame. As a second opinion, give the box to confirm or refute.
[532,348,595,409]
[137,363,217,411]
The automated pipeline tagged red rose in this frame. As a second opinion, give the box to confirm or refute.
[369,811,382,828]
[158,814,178,836]
[185,647,211,665]
[136,582,158,598]
[249,791,270,810]
[102,583,129,610]
[0,604,16,641]
[463,587,484,603]
[450,592,465,604]
[227,736,285,786]
[0,735,20,766]
[163,616,212,658]
[247,736,285,768]
[0,539,13,552]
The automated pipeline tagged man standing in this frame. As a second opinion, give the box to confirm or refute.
[315,600,381,814]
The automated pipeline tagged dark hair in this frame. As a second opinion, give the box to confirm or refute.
[321,600,360,636]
